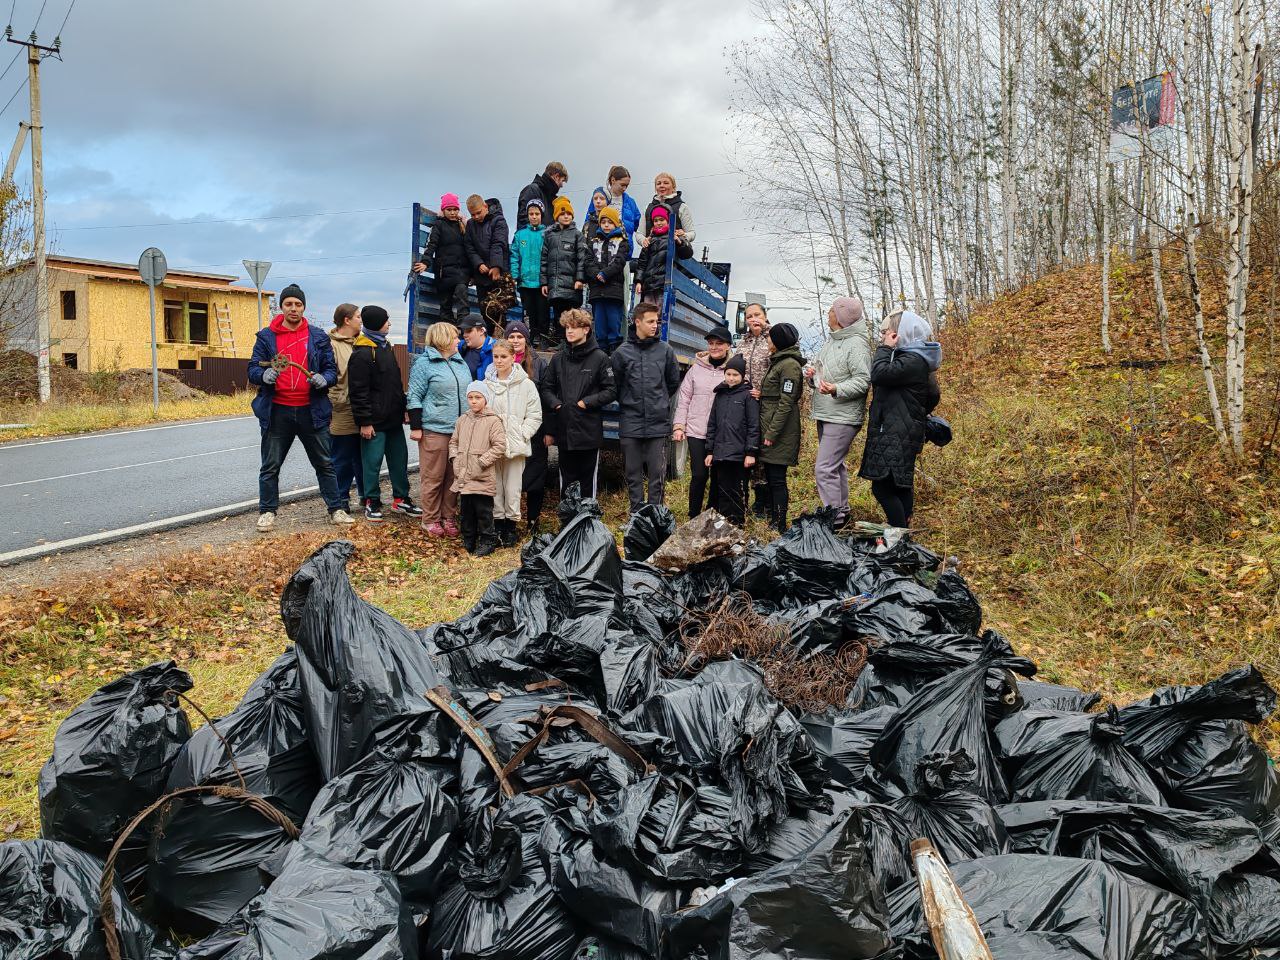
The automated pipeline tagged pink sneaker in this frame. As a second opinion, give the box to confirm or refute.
[422,521,446,537]
[442,519,460,537]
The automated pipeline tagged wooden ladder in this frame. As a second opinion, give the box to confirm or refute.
[214,304,235,355]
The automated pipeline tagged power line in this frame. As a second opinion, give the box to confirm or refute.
[0,77,27,117]
[54,0,75,38]
[32,0,48,30]
[60,204,402,230]
[0,49,21,86]
[185,250,402,270]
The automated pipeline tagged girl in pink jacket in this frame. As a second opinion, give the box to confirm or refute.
[672,325,733,518]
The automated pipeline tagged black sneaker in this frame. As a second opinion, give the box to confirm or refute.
[393,497,423,517]
[364,500,385,523]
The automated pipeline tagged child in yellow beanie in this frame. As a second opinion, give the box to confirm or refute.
[540,196,586,340]
[586,205,629,353]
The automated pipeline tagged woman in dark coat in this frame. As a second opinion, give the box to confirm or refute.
[858,310,942,528]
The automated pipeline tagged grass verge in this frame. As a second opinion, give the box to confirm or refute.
[0,392,252,440]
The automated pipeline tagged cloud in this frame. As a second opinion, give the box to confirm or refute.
[2,0,809,332]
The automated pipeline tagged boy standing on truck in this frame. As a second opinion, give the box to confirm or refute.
[541,197,586,342]
[585,206,629,354]
[612,301,681,514]
[510,199,550,346]
[464,195,510,330]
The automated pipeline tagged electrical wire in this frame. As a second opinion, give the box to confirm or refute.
[0,77,27,116]
[61,204,402,230]
[54,0,74,37]
[0,49,21,86]
[31,0,47,31]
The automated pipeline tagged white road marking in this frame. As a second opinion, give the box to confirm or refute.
[0,416,254,450]
[0,445,257,488]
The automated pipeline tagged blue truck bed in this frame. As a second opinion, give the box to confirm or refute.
[405,202,731,454]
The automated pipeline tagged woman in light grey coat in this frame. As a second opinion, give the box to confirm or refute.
[806,297,873,523]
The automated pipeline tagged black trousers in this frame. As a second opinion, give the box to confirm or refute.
[522,438,549,524]
[871,477,914,528]
[686,436,719,519]
[713,460,748,526]
[518,287,550,340]
[559,448,600,498]
[460,493,495,548]
[437,279,471,324]
[764,463,790,529]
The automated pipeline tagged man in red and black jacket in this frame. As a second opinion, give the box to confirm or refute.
[246,283,355,531]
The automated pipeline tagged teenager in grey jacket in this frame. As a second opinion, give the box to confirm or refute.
[612,301,681,513]
[805,297,873,524]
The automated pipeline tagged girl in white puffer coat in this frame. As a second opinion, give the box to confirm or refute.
[484,339,543,546]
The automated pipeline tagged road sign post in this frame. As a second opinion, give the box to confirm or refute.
[138,247,168,413]
[243,259,272,330]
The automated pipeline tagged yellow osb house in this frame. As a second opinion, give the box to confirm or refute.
[39,255,272,373]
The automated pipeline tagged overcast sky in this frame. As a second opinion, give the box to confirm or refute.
[3,0,809,337]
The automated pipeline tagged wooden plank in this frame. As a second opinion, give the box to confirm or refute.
[677,257,729,298]
[673,272,725,315]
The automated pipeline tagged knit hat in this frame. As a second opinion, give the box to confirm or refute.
[769,323,799,349]
[466,381,491,404]
[553,196,574,220]
[831,296,864,329]
[440,193,461,211]
[704,325,733,344]
[278,284,306,307]
[504,320,531,341]
[361,305,389,332]
[725,354,747,376]
[526,197,546,215]
[598,206,622,228]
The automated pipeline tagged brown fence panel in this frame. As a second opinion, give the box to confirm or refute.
[394,344,410,389]
[161,356,252,395]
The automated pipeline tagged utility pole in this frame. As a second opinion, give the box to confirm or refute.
[7,30,60,404]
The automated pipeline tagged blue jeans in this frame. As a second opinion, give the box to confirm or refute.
[330,432,366,505]
[592,298,624,350]
[258,404,343,514]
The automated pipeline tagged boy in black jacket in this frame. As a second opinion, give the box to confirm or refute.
[586,205,629,354]
[413,193,470,323]
[464,195,510,329]
[612,301,681,513]
[347,305,421,522]
[633,204,693,305]
[703,354,759,526]
[540,308,616,497]
[541,196,587,339]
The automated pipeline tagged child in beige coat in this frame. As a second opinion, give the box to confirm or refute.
[449,382,506,555]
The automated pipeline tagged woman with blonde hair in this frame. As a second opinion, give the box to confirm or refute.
[638,171,695,248]
[407,320,471,536]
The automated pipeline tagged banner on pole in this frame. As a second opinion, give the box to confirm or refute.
[1108,72,1179,161]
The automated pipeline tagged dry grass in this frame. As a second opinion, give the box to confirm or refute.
[0,392,251,440]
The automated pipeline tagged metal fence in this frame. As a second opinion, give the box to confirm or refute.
[164,345,412,396]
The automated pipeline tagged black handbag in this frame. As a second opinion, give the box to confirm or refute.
[925,414,952,446]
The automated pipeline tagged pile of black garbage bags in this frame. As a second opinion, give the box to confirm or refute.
[7,500,1280,959]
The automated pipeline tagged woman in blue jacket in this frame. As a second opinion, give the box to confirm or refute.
[407,321,471,537]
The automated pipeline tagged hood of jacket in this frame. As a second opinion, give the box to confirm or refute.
[484,362,530,389]
[627,331,663,349]
[902,341,943,370]
[329,327,357,345]
[534,172,560,198]
[565,331,602,361]
[354,331,388,349]
[694,350,729,370]
[423,345,465,364]
[269,314,308,335]
[484,197,504,216]
[769,344,804,366]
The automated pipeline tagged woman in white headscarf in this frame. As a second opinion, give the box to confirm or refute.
[857,309,941,528]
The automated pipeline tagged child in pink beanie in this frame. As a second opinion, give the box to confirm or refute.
[413,193,470,323]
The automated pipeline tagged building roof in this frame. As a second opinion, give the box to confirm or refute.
[43,254,272,294]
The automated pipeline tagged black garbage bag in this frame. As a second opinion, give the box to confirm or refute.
[1015,677,1101,713]
[887,751,1011,868]
[184,845,417,960]
[293,711,461,902]
[419,570,519,654]
[426,795,580,960]
[512,511,623,636]
[742,785,867,873]
[38,659,192,891]
[868,645,1033,803]
[1,839,173,960]
[599,635,661,716]
[848,532,941,577]
[281,540,442,780]
[761,511,857,608]
[998,799,1280,955]
[858,801,916,892]
[995,705,1167,805]
[1118,666,1280,821]
[801,705,899,787]
[545,803,682,956]
[929,568,983,634]
[622,504,676,562]
[848,630,1021,710]
[886,853,1210,959]
[622,561,684,633]
[148,650,322,936]
[557,482,602,527]
[662,808,894,960]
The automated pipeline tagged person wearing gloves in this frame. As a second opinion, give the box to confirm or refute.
[612,301,681,514]
[412,194,471,324]
[464,195,510,326]
[540,308,617,498]
[806,296,873,526]
[484,339,542,547]
[407,321,471,538]
[510,199,550,345]
[347,305,420,523]
[541,196,587,334]
[703,354,760,527]
[757,321,805,533]
[859,309,942,529]
[449,381,506,557]
[247,283,353,531]
[327,303,365,510]
[673,325,732,518]
[585,205,630,354]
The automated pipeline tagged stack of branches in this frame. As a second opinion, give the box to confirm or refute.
[676,592,867,713]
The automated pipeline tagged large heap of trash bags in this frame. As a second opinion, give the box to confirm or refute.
[7,497,1280,960]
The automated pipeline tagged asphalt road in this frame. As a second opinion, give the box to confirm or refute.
[0,416,414,562]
